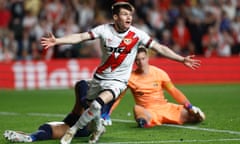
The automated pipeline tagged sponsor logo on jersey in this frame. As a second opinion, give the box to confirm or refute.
[123,38,132,45]
[105,45,125,53]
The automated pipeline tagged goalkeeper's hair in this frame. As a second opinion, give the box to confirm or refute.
[137,46,148,54]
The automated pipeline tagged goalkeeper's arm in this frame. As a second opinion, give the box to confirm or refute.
[163,81,205,121]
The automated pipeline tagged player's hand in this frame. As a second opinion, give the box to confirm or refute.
[40,33,56,50]
[183,55,201,70]
[188,106,206,122]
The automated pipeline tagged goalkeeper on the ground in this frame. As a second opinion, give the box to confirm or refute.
[103,47,205,128]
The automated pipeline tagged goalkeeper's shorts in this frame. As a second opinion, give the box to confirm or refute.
[134,103,184,127]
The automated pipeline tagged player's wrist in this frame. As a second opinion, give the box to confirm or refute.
[184,102,192,109]
[182,57,187,63]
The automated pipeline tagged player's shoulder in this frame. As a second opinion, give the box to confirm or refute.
[91,23,114,37]
[130,25,146,34]
[130,69,137,77]
[149,65,167,75]
[129,69,140,81]
[149,65,162,71]
[149,65,170,81]
[130,26,152,42]
[93,23,112,30]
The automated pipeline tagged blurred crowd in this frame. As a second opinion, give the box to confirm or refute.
[0,0,240,62]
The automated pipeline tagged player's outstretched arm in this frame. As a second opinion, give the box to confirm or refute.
[182,55,201,70]
[151,42,201,70]
[40,32,91,50]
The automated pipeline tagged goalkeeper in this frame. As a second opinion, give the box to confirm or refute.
[105,47,205,128]
[4,80,114,143]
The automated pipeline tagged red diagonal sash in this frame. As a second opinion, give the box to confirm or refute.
[96,31,139,74]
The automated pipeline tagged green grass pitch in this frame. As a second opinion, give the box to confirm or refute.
[0,83,240,144]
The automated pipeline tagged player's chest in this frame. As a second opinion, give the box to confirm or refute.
[134,76,161,90]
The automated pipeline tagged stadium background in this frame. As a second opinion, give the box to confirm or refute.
[0,57,240,89]
[0,1,240,143]
[0,0,240,88]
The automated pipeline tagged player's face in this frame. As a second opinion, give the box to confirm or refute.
[135,52,149,69]
[114,8,133,32]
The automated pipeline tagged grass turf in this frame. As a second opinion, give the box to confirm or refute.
[0,83,240,144]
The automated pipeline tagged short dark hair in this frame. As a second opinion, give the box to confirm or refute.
[111,2,134,15]
[137,46,147,54]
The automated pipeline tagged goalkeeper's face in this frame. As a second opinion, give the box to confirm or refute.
[135,51,149,70]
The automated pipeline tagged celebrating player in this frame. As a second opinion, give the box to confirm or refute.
[41,2,201,144]
[107,47,205,128]
[3,80,114,143]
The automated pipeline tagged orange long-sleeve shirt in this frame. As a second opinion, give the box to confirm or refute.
[110,65,190,113]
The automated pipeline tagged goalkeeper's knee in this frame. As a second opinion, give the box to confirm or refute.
[136,118,147,128]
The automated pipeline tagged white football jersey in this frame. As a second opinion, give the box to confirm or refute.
[89,24,155,83]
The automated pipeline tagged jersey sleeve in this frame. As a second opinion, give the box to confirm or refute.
[137,29,156,48]
[158,67,190,105]
[89,24,105,39]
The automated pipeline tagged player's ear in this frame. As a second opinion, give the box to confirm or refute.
[113,14,118,21]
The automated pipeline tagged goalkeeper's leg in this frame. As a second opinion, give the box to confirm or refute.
[134,105,152,128]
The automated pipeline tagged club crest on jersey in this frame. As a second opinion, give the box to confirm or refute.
[123,38,132,45]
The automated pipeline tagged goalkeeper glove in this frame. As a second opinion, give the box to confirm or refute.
[185,103,206,122]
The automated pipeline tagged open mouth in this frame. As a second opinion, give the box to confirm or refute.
[126,21,131,24]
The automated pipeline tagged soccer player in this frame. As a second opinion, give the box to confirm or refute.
[40,2,201,144]
[109,47,205,128]
[3,80,113,143]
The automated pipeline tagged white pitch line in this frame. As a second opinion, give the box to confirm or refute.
[27,112,65,117]
[97,138,240,144]
[112,118,240,135]
[165,124,240,135]
[1,111,240,136]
